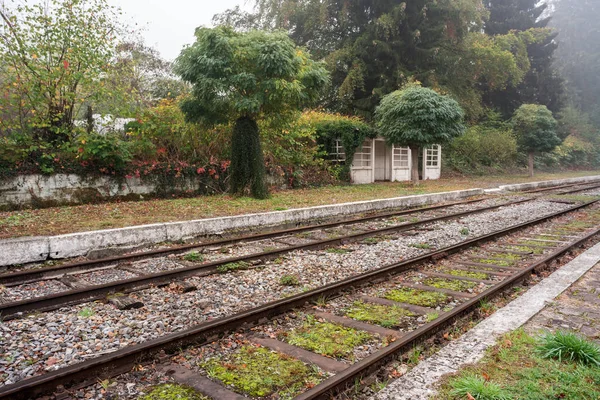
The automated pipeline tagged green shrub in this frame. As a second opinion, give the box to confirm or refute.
[127,98,231,164]
[446,125,518,173]
[78,133,133,174]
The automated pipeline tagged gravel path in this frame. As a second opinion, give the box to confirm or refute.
[0,200,572,386]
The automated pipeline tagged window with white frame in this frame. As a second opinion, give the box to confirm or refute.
[353,140,372,167]
[393,146,410,168]
[426,145,440,167]
[330,139,346,162]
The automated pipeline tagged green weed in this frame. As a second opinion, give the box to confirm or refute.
[345,301,415,328]
[537,331,600,366]
[183,252,204,262]
[410,243,432,249]
[216,261,250,274]
[422,277,477,291]
[326,248,351,254]
[78,307,94,318]
[426,312,440,322]
[385,288,449,307]
[279,274,300,286]
[202,346,323,398]
[286,319,371,359]
[449,375,511,400]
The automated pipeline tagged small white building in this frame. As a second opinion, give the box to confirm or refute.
[333,137,442,184]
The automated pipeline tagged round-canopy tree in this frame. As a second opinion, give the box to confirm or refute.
[512,104,561,177]
[375,86,465,184]
[174,27,329,199]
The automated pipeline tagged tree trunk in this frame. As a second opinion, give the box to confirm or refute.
[230,116,268,199]
[86,105,94,134]
[410,146,420,185]
[528,152,534,177]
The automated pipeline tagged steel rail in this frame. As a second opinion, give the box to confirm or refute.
[0,196,491,278]
[294,210,600,399]
[557,182,600,195]
[0,200,595,400]
[0,198,533,318]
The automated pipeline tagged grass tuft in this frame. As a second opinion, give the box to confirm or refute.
[536,330,600,366]
[183,251,204,262]
[449,375,511,400]
[279,274,300,286]
[285,317,371,359]
[344,301,415,328]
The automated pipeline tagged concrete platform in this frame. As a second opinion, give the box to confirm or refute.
[372,241,600,400]
[1,174,599,267]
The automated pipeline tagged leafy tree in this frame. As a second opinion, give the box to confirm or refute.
[96,38,189,116]
[484,0,549,35]
[174,27,328,198]
[483,0,564,117]
[375,85,465,184]
[216,1,534,121]
[512,104,561,177]
[0,0,121,142]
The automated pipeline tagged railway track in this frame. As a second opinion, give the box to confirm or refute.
[1,195,599,399]
[3,181,599,321]
[0,196,533,319]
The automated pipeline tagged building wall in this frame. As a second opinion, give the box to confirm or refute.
[351,139,441,184]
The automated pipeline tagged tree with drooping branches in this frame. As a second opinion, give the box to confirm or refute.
[175,26,329,198]
[375,85,465,184]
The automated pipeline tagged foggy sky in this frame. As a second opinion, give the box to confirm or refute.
[107,0,252,61]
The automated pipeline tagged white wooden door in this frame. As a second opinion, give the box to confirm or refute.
[422,145,442,180]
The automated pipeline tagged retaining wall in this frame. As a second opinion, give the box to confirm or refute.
[0,174,183,208]
[0,173,286,209]
[2,174,600,267]
[1,188,483,266]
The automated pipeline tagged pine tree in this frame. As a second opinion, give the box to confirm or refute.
[483,0,564,117]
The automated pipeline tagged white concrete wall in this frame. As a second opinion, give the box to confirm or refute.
[0,188,484,266]
[351,168,374,184]
[0,174,190,208]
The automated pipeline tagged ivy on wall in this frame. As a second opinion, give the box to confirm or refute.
[315,119,376,179]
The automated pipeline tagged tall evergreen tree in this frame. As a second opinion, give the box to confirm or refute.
[483,0,564,117]
[215,1,532,120]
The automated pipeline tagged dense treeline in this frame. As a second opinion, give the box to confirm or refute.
[216,0,600,174]
[0,0,598,198]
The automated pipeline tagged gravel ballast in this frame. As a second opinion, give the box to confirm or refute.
[0,200,573,386]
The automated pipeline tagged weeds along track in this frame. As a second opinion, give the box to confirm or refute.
[2,181,599,319]
[0,195,532,318]
[1,196,599,399]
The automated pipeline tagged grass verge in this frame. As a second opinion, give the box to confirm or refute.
[436,329,600,400]
[2,171,599,239]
